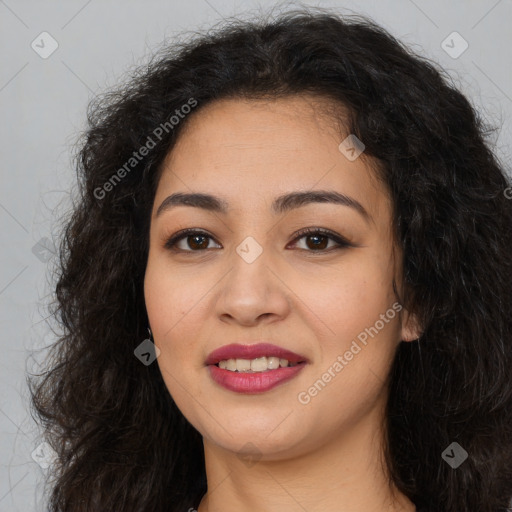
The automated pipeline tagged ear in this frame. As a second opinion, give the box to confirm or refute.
[400,308,422,342]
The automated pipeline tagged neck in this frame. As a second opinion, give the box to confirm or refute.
[196,403,415,512]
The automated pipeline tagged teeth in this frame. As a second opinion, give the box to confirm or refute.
[267,357,280,369]
[217,357,299,372]
[251,357,268,372]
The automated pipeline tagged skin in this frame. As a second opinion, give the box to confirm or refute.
[144,95,421,512]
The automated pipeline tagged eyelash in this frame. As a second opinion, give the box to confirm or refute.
[163,227,352,254]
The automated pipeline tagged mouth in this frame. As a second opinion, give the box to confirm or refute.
[205,342,308,366]
[205,343,309,393]
[213,356,304,372]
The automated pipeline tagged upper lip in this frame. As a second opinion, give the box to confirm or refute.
[205,343,308,365]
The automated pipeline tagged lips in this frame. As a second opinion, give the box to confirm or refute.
[205,343,308,366]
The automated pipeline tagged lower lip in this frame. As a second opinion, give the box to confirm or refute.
[208,363,307,393]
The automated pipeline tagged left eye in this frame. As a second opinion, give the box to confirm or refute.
[291,231,342,251]
[288,228,352,252]
[164,228,351,253]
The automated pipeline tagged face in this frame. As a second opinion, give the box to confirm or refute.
[144,95,418,460]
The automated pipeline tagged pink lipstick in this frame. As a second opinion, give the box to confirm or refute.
[205,343,308,394]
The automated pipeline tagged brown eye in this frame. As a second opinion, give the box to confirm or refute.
[164,227,351,254]
[164,230,221,252]
[187,234,210,250]
[304,234,329,250]
[290,228,351,252]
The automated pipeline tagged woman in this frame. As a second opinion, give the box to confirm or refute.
[30,7,512,512]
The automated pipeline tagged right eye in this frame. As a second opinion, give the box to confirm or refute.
[164,229,221,252]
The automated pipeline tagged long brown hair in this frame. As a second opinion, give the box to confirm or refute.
[30,7,512,511]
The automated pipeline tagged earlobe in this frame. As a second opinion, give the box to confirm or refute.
[400,308,422,342]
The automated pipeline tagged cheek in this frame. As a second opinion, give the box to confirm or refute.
[144,266,201,411]
[144,259,210,371]
[295,261,400,430]
[145,255,199,330]
[295,253,397,346]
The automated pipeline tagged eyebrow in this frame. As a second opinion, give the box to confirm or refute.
[155,190,371,222]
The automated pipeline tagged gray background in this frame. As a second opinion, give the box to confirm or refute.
[0,0,511,510]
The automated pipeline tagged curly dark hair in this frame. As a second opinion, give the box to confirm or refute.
[29,5,512,512]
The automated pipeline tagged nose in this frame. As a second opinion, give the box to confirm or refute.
[215,243,291,327]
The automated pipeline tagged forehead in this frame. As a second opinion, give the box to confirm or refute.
[165,94,348,166]
[154,95,390,222]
